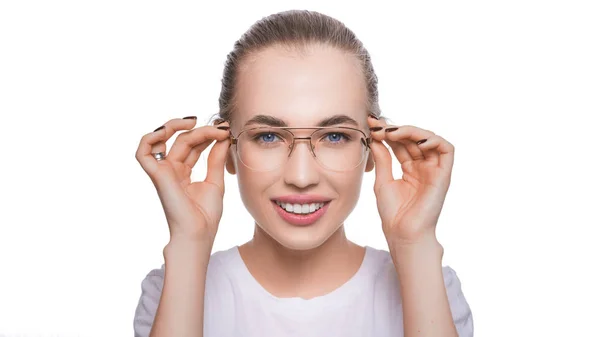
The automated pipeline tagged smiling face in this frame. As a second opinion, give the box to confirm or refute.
[226,43,374,250]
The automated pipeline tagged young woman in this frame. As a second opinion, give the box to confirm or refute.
[133,10,473,337]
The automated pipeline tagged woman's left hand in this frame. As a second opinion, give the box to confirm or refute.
[367,115,455,247]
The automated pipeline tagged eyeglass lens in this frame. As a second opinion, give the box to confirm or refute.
[236,127,368,171]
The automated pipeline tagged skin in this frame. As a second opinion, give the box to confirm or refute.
[226,44,373,299]
[225,43,459,336]
[140,42,459,336]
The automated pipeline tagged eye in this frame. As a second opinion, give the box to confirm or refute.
[260,133,276,142]
[252,132,283,143]
[324,132,349,143]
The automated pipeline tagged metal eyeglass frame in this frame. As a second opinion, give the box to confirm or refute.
[229,126,373,172]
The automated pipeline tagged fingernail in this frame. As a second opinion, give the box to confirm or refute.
[369,127,383,132]
[217,126,230,131]
[368,113,379,120]
[183,116,197,120]
[215,119,227,125]
[416,138,427,145]
[153,125,165,132]
[384,127,398,133]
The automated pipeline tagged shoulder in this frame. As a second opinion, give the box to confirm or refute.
[132,247,237,337]
[367,246,468,292]
[135,247,234,293]
[367,246,474,337]
[140,246,236,281]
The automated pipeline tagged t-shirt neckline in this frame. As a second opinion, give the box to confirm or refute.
[230,245,374,314]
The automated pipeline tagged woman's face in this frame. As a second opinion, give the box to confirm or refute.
[226,44,374,250]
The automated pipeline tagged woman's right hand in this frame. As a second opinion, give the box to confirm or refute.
[135,117,231,245]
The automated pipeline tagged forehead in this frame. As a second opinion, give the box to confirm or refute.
[234,44,368,127]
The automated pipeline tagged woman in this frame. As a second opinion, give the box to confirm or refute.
[133,10,473,337]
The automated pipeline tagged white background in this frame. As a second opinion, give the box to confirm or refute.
[1,0,599,336]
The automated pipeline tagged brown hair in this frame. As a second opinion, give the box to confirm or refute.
[213,9,382,125]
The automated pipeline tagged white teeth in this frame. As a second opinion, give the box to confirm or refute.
[275,201,326,214]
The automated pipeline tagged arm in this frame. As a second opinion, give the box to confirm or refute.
[390,235,458,337]
[149,239,212,337]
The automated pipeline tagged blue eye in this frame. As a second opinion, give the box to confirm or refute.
[260,133,277,142]
[326,133,346,142]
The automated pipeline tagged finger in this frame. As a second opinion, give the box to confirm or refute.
[184,123,230,169]
[168,125,230,163]
[417,135,440,166]
[367,113,383,127]
[384,138,412,164]
[184,139,214,169]
[369,119,412,164]
[183,128,230,169]
[135,127,169,175]
[416,134,455,170]
[422,146,440,166]
[385,137,424,162]
[149,117,198,155]
[367,114,388,142]
[384,125,435,161]
[367,112,394,126]
[204,138,231,194]
[369,140,395,192]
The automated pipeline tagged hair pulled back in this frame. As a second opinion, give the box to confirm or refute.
[214,9,381,125]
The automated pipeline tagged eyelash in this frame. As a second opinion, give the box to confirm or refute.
[251,132,351,143]
[319,132,350,144]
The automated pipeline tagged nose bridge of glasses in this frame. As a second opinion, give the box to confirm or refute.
[288,136,316,157]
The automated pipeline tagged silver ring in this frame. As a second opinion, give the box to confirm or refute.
[152,152,167,161]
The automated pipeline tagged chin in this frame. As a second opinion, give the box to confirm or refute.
[256,211,339,251]
[266,227,331,251]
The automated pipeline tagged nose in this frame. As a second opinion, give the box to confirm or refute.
[282,140,320,189]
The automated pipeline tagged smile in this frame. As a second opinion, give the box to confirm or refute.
[275,201,326,215]
[271,198,332,226]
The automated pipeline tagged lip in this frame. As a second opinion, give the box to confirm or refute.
[271,194,332,204]
[272,200,331,226]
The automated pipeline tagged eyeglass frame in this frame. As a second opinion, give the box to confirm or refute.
[228,126,373,171]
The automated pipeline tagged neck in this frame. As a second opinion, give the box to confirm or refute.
[238,223,365,299]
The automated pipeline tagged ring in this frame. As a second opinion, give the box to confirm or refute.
[152,152,167,161]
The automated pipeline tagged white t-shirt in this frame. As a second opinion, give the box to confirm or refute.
[133,245,474,337]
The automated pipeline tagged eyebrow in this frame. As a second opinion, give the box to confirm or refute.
[243,114,360,128]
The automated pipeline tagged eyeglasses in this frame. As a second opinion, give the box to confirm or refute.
[230,126,372,172]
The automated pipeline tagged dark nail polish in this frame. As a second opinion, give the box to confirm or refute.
[369,127,383,132]
[416,138,427,145]
[368,113,379,120]
[217,126,230,131]
[384,127,398,133]
[183,116,197,120]
[153,125,165,132]
[215,119,227,125]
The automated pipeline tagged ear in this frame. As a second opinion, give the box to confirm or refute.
[365,150,375,172]
[225,147,237,175]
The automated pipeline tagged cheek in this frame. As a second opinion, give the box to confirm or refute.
[237,169,257,200]
[236,167,279,205]
[332,169,365,201]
